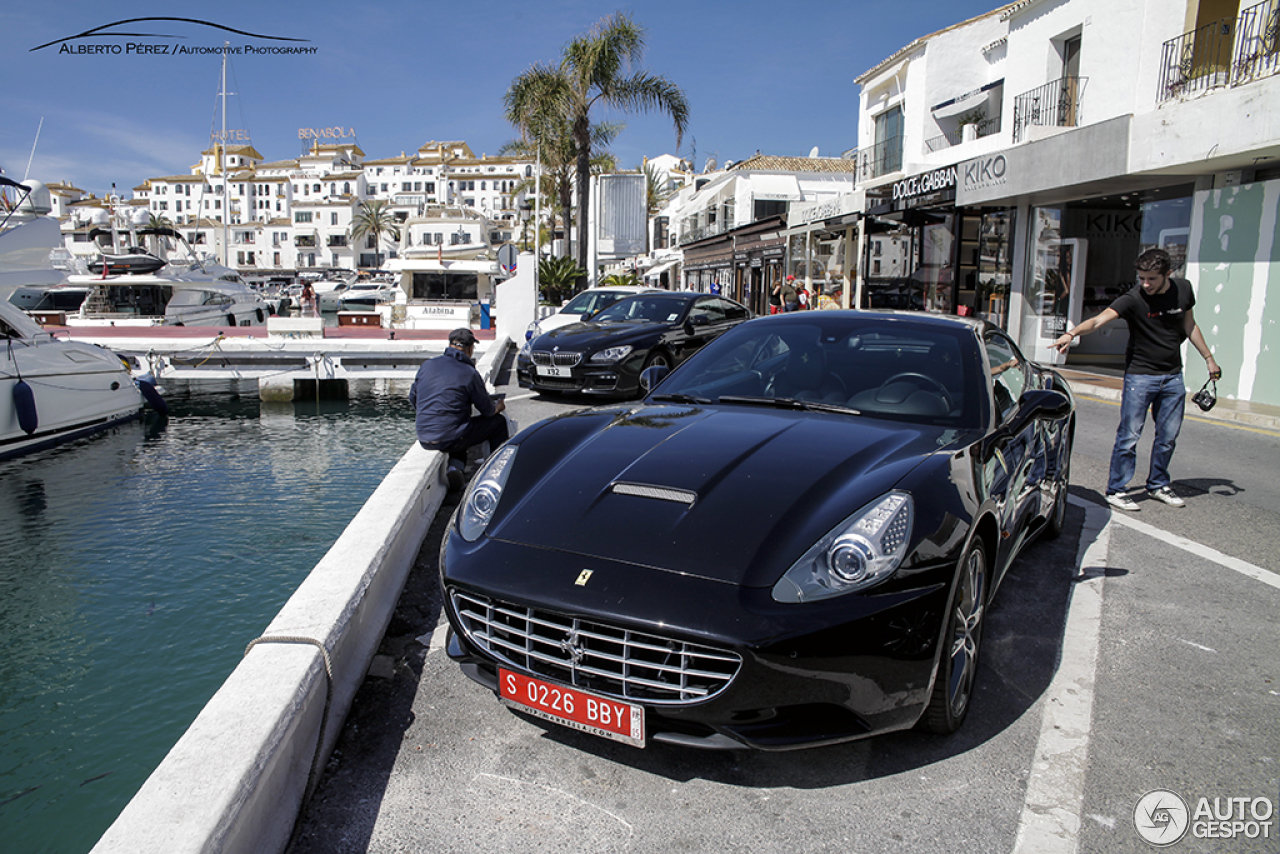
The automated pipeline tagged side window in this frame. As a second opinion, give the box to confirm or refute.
[690,297,726,325]
[719,298,749,322]
[985,333,1027,422]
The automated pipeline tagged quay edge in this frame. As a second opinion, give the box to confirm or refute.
[89,337,511,854]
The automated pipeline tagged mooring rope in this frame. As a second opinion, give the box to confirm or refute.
[242,635,334,809]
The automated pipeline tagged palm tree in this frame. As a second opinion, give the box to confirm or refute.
[349,200,400,269]
[506,13,688,281]
[599,271,642,288]
[538,255,586,305]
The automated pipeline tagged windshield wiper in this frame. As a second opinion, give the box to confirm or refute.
[649,393,711,404]
[717,395,861,415]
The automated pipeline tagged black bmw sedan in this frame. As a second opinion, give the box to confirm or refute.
[445,311,1074,751]
[517,291,751,397]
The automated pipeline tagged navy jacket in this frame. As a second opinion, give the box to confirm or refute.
[409,347,495,446]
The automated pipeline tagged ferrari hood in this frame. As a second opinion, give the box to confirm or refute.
[489,404,951,588]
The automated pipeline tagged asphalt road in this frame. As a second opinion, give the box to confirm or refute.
[286,368,1280,854]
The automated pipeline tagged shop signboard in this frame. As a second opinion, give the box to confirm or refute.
[891,164,958,208]
[789,193,861,227]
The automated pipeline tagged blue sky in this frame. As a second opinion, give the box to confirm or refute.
[2,0,1005,198]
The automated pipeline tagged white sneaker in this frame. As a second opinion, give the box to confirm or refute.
[1105,492,1140,512]
[1148,486,1186,507]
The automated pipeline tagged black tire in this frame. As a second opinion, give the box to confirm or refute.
[635,350,673,398]
[642,349,672,371]
[920,537,988,734]
[1044,434,1072,540]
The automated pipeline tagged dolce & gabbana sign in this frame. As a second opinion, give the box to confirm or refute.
[892,165,958,203]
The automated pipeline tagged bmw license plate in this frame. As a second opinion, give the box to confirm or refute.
[536,365,572,378]
[499,668,645,748]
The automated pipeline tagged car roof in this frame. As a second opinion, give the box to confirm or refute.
[581,286,657,295]
[757,308,988,334]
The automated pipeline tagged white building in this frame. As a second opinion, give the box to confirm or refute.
[646,154,858,313]
[830,0,1280,404]
[124,139,535,283]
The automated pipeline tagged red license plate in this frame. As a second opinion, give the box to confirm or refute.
[499,668,645,748]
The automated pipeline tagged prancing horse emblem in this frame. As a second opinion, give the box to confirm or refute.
[575,569,593,586]
[559,628,585,666]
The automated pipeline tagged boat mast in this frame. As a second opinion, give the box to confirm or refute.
[220,42,229,267]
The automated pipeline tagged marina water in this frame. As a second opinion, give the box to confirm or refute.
[0,381,418,854]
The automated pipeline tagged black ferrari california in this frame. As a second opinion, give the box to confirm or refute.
[517,291,751,397]
[445,310,1074,750]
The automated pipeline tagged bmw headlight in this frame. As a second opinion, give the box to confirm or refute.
[520,323,541,354]
[772,492,913,603]
[458,445,517,542]
[589,345,633,364]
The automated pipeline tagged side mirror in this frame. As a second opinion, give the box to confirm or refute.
[1020,388,1072,422]
[996,389,1071,438]
[640,364,671,393]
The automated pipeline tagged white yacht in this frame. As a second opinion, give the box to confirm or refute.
[337,280,396,310]
[61,205,269,327]
[0,177,155,460]
[382,206,500,329]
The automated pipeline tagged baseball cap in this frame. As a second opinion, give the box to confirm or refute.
[448,328,478,346]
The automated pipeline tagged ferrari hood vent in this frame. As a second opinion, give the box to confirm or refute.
[611,481,697,507]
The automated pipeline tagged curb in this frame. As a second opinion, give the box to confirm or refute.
[1067,378,1280,432]
[90,337,511,854]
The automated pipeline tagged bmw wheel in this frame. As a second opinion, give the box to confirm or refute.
[642,349,671,371]
[921,537,987,734]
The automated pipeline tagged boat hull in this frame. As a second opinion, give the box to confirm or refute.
[1,340,146,461]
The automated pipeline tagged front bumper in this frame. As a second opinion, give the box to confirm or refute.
[516,352,642,396]
[442,536,955,750]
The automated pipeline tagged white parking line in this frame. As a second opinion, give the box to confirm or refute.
[1012,501,1110,854]
[1013,496,1279,854]
[1089,500,1280,591]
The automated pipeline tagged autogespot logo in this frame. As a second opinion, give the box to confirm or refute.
[1134,790,1190,847]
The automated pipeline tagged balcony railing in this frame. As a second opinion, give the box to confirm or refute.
[925,117,1002,152]
[678,218,730,246]
[857,137,904,180]
[1158,0,1280,102]
[1013,77,1087,142]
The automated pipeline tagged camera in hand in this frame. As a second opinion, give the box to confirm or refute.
[1191,379,1216,412]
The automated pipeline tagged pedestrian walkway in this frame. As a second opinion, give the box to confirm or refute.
[1059,367,1280,432]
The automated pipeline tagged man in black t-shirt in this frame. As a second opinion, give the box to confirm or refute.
[1053,249,1221,511]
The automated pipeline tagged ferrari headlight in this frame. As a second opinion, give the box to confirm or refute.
[589,345,633,364]
[772,492,913,602]
[458,445,517,542]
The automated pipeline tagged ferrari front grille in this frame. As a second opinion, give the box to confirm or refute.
[530,350,582,367]
[451,589,741,704]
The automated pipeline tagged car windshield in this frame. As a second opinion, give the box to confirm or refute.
[592,296,688,324]
[648,315,985,428]
[562,290,634,316]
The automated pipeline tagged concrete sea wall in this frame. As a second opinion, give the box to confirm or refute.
[91,338,511,854]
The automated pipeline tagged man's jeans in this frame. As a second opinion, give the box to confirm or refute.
[1107,371,1185,494]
